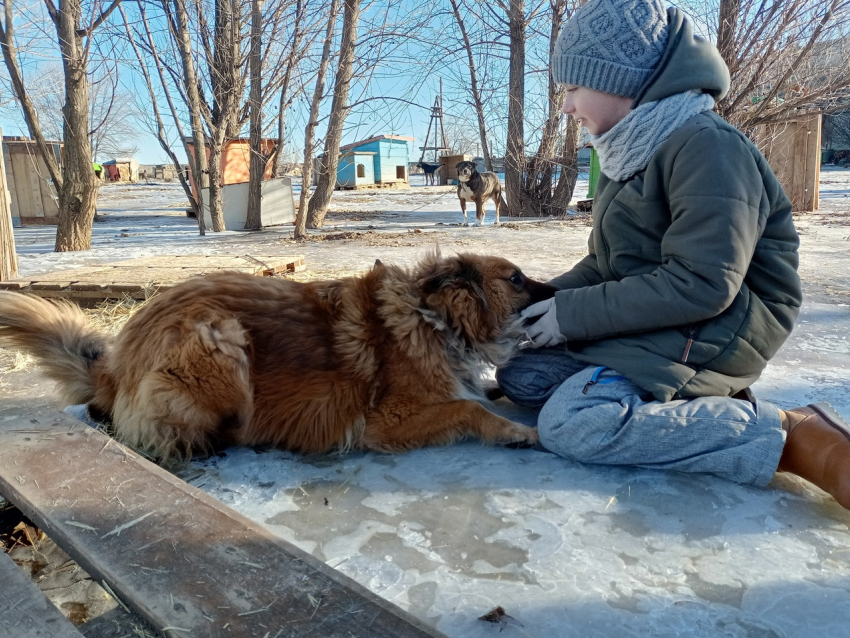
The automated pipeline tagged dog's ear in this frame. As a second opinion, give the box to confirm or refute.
[417,255,488,311]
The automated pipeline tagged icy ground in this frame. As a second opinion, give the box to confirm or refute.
[5,169,850,637]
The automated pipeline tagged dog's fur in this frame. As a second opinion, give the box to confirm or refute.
[456,161,504,227]
[0,253,556,463]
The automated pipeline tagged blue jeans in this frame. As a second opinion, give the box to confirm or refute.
[496,347,785,487]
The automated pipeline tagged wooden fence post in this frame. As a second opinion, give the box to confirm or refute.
[0,128,19,282]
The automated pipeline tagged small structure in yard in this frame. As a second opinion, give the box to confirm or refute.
[200,177,296,230]
[185,138,288,229]
[337,151,376,188]
[102,157,140,183]
[185,138,277,201]
[315,135,413,189]
[138,164,180,181]
[755,114,821,212]
[438,153,472,186]
[1,135,62,227]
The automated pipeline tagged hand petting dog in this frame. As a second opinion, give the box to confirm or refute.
[522,298,565,348]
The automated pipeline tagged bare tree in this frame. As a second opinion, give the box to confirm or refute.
[522,0,581,216]
[121,2,201,220]
[272,0,306,177]
[448,0,494,170]
[245,0,264,229]
[691,0,850,129]
[169,0,212,233]
[1,0,123,251]
[294,0,339,239]
[304,0,360,229]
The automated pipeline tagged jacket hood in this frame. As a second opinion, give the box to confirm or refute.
[632,8,730,108]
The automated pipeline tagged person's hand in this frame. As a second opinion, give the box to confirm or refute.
[521,298,565,348]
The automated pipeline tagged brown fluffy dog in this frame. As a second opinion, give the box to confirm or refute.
[0,253,555,463]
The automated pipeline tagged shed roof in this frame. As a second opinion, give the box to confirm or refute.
[340,135,415,152]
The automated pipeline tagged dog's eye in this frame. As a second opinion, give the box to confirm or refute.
[509,273,522,285]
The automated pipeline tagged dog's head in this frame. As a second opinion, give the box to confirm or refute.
[455,161,477,183]
[414,252,556,350]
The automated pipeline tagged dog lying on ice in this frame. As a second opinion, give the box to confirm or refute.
[0,253,555,463]
[456,161,504,226]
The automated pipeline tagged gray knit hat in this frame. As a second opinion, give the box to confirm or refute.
[552,0,669,98]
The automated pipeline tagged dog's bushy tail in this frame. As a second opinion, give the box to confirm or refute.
[0,292,113,406]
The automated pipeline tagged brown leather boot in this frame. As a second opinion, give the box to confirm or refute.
[778,403,850,509]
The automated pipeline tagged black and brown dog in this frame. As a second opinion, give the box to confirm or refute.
[456,161,503,226]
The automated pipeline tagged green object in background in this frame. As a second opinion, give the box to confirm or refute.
[587,147,600,198]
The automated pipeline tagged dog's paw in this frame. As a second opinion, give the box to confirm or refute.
[462,222,469,227]
[493,221,501,226]
[499,422,539,448]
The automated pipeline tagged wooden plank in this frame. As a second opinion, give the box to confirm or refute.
[802,115,821,212]
[0,548,84,638]
[791,120,809,212]
[30,281,74,291]
[11,152,34,219]
[0,281,32,290]
[68,283,107,292]
[4,146,20,220]
[0,408,446,638]
[0,130,18,282]
[26,155,46,218]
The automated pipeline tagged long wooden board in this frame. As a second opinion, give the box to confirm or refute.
[0,408,445,638]
[0,254,306,301]
[0,549,84,638]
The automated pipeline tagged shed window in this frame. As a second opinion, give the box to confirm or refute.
[357,164,366,178]
[396,165,405,179]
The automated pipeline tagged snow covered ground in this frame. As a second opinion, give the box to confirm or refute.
[5,168,850,637]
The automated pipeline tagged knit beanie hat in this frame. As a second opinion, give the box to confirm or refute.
[552,0,669,98]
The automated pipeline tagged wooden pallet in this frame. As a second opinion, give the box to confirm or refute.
[0,407,445,638]
[336,182,410,191]
[0,254,306,302]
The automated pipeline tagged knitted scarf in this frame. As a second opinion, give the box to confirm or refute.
[590,90,716,182]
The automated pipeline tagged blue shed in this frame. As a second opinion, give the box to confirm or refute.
[336,151,376,188]
[339,135,413,184]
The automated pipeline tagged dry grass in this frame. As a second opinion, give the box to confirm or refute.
[0,350,35,375]
[83,294,156,335]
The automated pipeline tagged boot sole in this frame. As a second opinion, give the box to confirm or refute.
[811,402,850,441]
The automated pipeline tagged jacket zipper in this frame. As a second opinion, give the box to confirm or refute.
[681,326,698,363]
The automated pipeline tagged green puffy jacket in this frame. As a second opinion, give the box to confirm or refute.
[552,8,802,402]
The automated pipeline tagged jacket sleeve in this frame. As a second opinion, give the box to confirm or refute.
[555,127,768,341]
[548,241,606,290]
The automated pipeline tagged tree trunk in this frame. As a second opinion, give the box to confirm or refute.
[245,0,264,230]
[171,0,209,233]
[207,139,226,231]
[204,0,241,232]
[505,0,526,216]
[552,115,580,210]
[305,0,360,229]
[54,0,98,252]
[295,0,339,239]
[523,0,572,216]
[449,0,492,172]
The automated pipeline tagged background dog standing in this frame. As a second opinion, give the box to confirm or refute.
[456,161,504,226]
[0,253,555,463]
